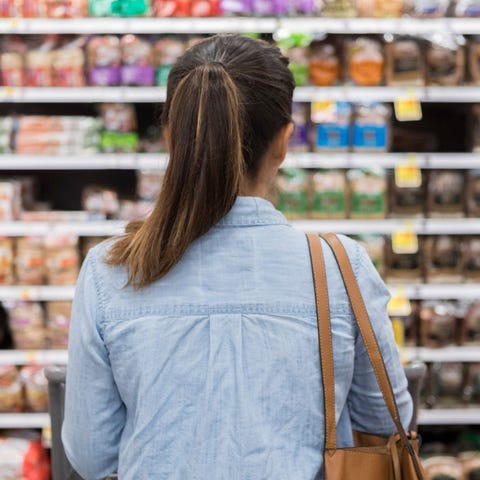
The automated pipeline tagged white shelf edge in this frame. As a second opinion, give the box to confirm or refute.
[0,412,50,429]
[291,218,480,235]
[404,346,480,363]
[0,153,168,170]
[417,408,480,425]
[0,350,68,365]
[0,220,126,236]
[4,86,480,103]
[0,286,75,301]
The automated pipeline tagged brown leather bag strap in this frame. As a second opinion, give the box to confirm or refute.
[320,232,410,447]
[306,233,337,450]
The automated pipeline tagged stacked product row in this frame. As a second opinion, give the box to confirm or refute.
[274,168,480,219]
[2,33,480,88]
[422,453,480,480]
[1,0,480,18]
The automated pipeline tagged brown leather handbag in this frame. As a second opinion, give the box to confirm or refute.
[306,232,426,480]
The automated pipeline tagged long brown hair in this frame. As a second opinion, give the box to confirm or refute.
[107,34,294,288]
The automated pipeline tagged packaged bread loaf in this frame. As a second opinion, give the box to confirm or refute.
[82,186,120,218]
[466,169,480,217]
[411,0,450,18]
[346,37,384,86]
[420,301,462,347]
[427,170,466,217]
[0,181,22,221]
[121,34,155,86]
[314,101,352,152]
[0,52,24,87]
[45,235,79,285]
[310,169,347,219]
[0,366,23,413]
[385,236,424,284]
[424,235,464,283]
[25,50,53,87]
[456,0,480,17]
[46,301,71,349]
[385,38,425,86]
[321,0,357,17]
[426,35,465,86]
[52,45,86,87]
[352,103,390,152]
[347,168,387,219]
[356,0,405,17]
[308,40,341,87]
[20,366,48,413]
[87,36,122,86]
[275,168,309,219]
[154,38,185,86]
[15,237,45,285]
[422,456,465,480]
[0,238,14,286]
[7,301,46,350]
[388,169,426,217]
[289,103,310,152]
[137,170,165,201]
[459,451,480,478]
[462,301,480,344]
[463,237,480,282]
[468,38,480,84]
[433,362,469,405]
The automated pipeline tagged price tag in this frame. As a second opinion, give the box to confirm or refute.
[394,154,422,189]
[388,288,412,317]
[392,223,418,254]
[391,318,406,348]
[394,89,422,122]
[19,288,31,301]
[311,100,337,123]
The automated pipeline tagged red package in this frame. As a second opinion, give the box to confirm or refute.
[0,0,23,17]
[153,0,191,16]
[191,0,220,16]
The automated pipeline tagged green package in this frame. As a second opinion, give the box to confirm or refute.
[311,170,346,219]
[348,168,387,219]
[101,131,139,153]
[276,168,308,218]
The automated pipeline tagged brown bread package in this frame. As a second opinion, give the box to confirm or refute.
[15,237,45,285]
[0,366,23,413]
[469,38,480,85]
[356,0,406,17]
[466,169,480,217]
[385,236,424,284]
[462,301,480,344]
[424,235,464,283]
[346,37,384,86]
[45,235,79,286]
[309,40,341,87]
[422,456,465,480]
[46,301,71,349]
[463,236,480,282]
[427,170,466,217]
[425,35,465,86]
[7,301,47,350]
[0,238,14,285]
[310,170,347,219]
[420,301,463,348]
[459,451,480,478]
[20,366,49,413]
[387,169,426,217]
[385,38,425,86]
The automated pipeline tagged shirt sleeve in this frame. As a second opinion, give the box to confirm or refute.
[62,250,125,480]
[346,240,413,436]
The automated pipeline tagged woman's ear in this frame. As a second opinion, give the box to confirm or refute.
[273,122,294,167]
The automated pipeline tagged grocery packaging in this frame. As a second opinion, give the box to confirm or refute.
[469,38,480,85]
[310,169,347,219]
[20,366,49,412]
[275,168,309,219]
[355,234,386,277]
[308,39,341,87]
[420,301,462,347]
[320,0,357,17]
[89,0,150,16]
[0,366,23,413]
[424,235,464,283]
[0,238,14,286]
[347,168,387,218]
[356,0,405,17]
[422,456,465,479]
[0,181,22,221]
[121,35,155,86]
[352,103,390,152]
[427,170,466,217]
[137,170,164,201]
[46,301,71,349]
[7,301,47,350]
[463,236,480,282]
[0,433,50,480]
[463,301,480,344]
[456,0,480,17]
[466,169,480,217]
[154,38,185,85]
[82,185,120,218]
[277,33,311,87]
[385,236,424,284]
[87,35,122,86]
[411,0,450,18]
[313,101,352,152]
[425,35,465,86]
[52,38,87,87]
[101,103,137,133]
[0,52,24,87]
[289,102,310,152]
[15,237,45,285]
[385,37,425,86]
[252,0,288,15]
[45,235,79,285]
[346,37,384,86]
[220,0,253,15]
[388,169,426,217]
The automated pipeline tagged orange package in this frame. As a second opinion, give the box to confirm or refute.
[347,37,384,86]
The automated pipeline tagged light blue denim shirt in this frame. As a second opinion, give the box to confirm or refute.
[62,196,412,480]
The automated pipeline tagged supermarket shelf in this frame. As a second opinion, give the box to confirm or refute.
[0,17,278,34]
[0,350,68,366]
[2,152,480,170]
[0,220,125,236]
[0,17,480,36]
[0,153,168,170]
[404,346,480,363]
[292,218,480,235]
[0,286,75,301]
[392,284,480,300]
[284,152,480,169]
[0,413,50,429]
[3,218,480,236]
[417,409,480,426]
[5,86,480,103]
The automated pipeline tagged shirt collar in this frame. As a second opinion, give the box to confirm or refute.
[216,196,289,227]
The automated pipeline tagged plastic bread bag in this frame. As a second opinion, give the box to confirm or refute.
[455,0,480,16]
[385,35,425,86]
[346,36,384,86]
[154,37,185,85]
[347,167,387,219]
[356,0,406,17]
[0,238,14,286]
[46,301,71,349]
[411,0,450,17]
[425,33,466,86]
[87,35,122,86]
[423,235,464,284]
[427,170,466,217]
[121,34,155,86]
[20,366,49,412]
[276,32,312,87]
[320,0,357,17]
[6,301,47,350]
[275,168,310,219]
[309,37,341,87]
[313,101,352,152]
[289,102,310,152]
[310,169,347,219]
[0,366,23,413]
[352,103,391,152]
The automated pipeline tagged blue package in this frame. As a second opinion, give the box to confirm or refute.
[316,123,350,150]
[352,123,388,150]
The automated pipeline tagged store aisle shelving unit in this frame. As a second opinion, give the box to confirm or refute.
[1,12,480,433]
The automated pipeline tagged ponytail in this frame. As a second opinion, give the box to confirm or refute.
[107,62,244,288]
